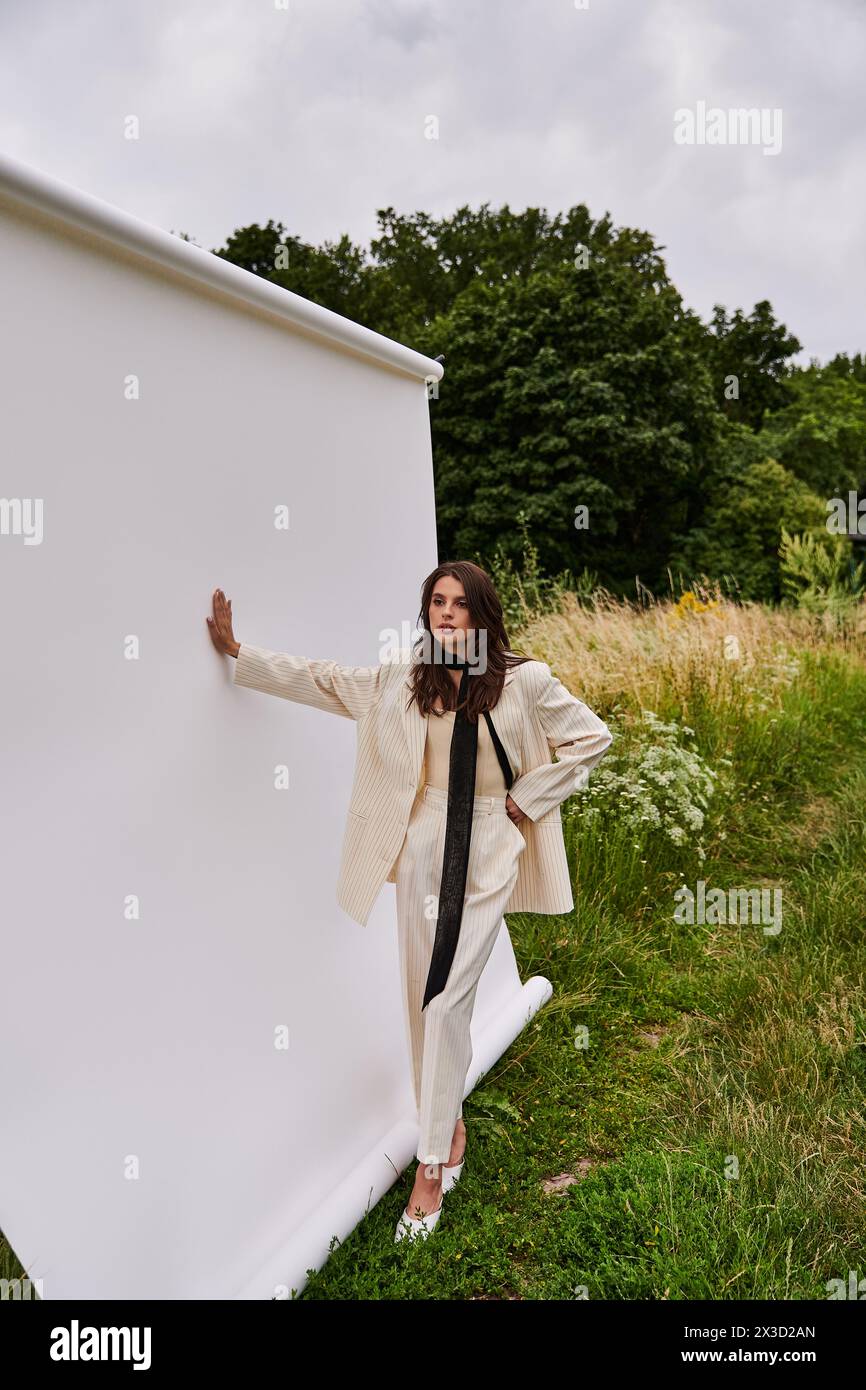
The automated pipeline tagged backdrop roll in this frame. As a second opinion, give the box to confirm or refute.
[0,153,551,1299]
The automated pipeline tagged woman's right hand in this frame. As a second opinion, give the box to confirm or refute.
[207,588,240,657]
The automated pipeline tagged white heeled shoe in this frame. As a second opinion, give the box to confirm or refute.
[394,1196,443,1243]
[442,1156,465,1193]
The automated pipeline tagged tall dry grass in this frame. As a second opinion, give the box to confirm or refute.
[512,586,866,725]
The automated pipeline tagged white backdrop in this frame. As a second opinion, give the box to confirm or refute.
[0,154,552,1299]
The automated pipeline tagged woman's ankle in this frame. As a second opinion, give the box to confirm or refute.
[448,1121,466,1165]
[414,1161,444,1187]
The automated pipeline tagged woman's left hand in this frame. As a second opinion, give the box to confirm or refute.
[506,794,526,825]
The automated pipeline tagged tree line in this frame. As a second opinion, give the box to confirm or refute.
[212,203,866,600]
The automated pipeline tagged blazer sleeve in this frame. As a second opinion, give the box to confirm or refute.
[232,642,387,721]
[507,661,613,822]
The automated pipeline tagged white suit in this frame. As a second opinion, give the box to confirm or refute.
[232,641,613,927]
[232,639,613,1162]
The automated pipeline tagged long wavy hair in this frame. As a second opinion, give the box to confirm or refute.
[407,561,533,722]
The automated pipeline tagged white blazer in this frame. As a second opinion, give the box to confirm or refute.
[232,641,613,927]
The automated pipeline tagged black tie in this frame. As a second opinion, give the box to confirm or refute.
[421,661,514,1011]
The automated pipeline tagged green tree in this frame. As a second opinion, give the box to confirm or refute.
[210,200,861,597]
[213,219,377,327]
[704,299,801,430]
[408,228,719,590]
[760,359,866,498]
[671,455,827,601]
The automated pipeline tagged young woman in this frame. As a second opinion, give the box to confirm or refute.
[207,560,612,1243]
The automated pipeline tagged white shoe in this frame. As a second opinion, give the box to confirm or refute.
[442,1156,465,1193]
[394,1197,443,1243]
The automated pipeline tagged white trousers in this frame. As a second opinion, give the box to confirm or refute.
[394,782,526,1165]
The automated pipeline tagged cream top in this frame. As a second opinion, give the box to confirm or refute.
[420,705,508,795]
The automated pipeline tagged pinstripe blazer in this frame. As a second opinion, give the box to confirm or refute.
[232,641,613,926]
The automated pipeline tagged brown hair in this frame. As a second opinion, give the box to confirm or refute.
[407,560,533,721]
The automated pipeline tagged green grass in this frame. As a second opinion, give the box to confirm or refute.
[296,645,866,1299]
[3,648,864,1300]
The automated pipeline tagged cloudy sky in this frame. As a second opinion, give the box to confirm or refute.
[1,0,862,362]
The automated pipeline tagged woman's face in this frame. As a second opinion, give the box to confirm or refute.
[428,575,471,655]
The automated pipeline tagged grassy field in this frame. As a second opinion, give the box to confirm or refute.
[3,590,865,1299]
[301,589,866,1299]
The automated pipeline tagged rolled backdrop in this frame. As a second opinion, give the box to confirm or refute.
[0,152,552,1299]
